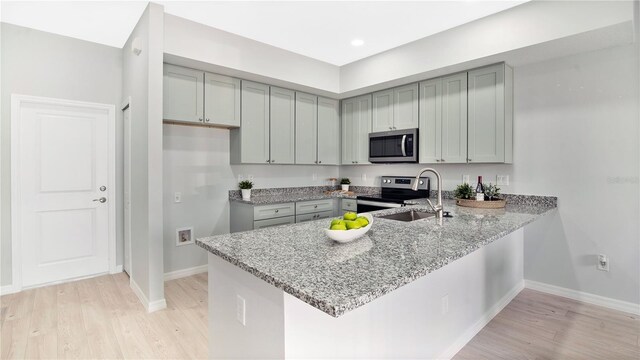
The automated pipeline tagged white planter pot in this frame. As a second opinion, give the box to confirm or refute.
[241,189,251,200]
[341,184,350,191]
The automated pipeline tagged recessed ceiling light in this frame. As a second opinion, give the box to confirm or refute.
[351,39,364,47]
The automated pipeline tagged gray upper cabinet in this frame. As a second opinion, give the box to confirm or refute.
[164,64,240,128]
[342,95,371,165]
[441,73,468,163]
[317,97,340,165]
[295,92,318,165]
[419,73,467,164]
[270,87,296,164]
[204,73,240,127]
[163,64,204,124]
[393,83,419,130]
[467,63,513,163]
[372,89,394,132]
[231,80,270,164]
[372,84,418,132]
[419,78,442,164]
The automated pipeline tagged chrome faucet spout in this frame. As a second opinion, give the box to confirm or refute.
[412,167,444,219]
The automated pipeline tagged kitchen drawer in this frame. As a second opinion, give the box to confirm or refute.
[296,199,334,215]
[296,210,334,223]
[341,199,357,211]
[253,203,295,221]
[254,216,295,230]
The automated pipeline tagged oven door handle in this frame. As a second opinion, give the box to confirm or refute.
[357,200,404,208]
[401,135,407,157]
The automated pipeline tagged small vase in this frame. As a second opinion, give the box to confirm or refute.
[241,189,251,200]
[341,184,349,191]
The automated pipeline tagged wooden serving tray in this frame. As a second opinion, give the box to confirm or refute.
[456,198,506,209]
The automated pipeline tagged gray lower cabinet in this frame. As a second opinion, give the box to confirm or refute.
[163,64,240,127]
[254,216,295,230]
[230,199,337,233]
[341,199,357,214]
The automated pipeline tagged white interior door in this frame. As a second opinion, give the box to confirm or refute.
[12,95,115,288]
[123,105,132,275]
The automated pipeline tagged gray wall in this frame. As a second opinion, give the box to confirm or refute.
[0,23,123,287]
[162,124,339,273]
[340,43,640,304]
[121,3,165,303]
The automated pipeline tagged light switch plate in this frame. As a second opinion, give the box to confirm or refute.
[462,175,470,185]
[497,175,510,186]
[238,175,244,182]
[174,192,182,203]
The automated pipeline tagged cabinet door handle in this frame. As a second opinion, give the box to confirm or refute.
[205,118,210,122]
[318,160,322,164]
[441,159,445,162]
[199,117,203,122]
[271,159,275,163]
[314,205,318,208]
[436,159,440,162]
[275,209,279,213]
[266,159,270,163]
[467,158,472,162]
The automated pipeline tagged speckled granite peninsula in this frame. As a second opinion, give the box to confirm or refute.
[197,195,557,317]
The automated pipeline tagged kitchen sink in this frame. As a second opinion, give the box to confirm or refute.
[378,210,436,222]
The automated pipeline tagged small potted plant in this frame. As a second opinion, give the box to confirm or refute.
[483,183,501,201]
[238,180,254,200]
[453,183,474,199]
[340,178,351,192]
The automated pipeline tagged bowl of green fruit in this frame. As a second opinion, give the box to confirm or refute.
[325,212,373,243]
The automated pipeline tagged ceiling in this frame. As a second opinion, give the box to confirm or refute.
[1,1,528,66]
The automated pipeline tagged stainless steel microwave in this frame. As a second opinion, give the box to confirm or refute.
[368,128,418,163]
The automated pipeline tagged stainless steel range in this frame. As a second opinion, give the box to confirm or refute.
[356,176,430,213]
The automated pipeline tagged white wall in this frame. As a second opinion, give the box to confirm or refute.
[163,124,339,273]
[163,14,340,97]
[341,43,640,304]
[121,2,165,305]
[340,0,635,96]
[0,23,123,287]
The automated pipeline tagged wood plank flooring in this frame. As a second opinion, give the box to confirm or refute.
[1,273,208,359]
[454,288,640,360]
[2,275,638,359]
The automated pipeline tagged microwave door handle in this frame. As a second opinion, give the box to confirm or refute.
[401,135,407,157]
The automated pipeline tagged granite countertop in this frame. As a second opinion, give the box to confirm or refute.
[228,185,379,205]
[197,196,557,317]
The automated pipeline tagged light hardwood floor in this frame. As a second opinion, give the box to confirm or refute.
[454,288,640,360]
[1,273,208,359]
[2,275,638,359]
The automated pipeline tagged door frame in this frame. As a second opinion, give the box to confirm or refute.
[10,94,117,292]
[121,97,133,279]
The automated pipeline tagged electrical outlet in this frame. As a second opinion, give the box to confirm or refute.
[236,295,246,326]
[174,192,182,203]
[238,175,244,182]
[597,254,609,271]
[362,173,367,182]
[497,175,510,186]
[462,175,470,185]
[248,175,254,182]
[313,173,317,181]
[441,294,449,315]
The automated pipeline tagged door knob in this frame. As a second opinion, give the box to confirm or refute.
[93,197,107,203]
[99,186,107,191]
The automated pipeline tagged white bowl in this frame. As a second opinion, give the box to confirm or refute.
[324,213,373,243]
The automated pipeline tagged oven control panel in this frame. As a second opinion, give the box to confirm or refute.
[381,176,429,190]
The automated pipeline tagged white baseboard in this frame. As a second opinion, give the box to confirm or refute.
[111,264,123,274]
[525,280,640,315]
[439,280,525,359]
[0,284,17,296]
[164,264,207,281]
[130,278,167,313]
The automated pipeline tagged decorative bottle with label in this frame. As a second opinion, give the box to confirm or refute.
[475,176,485,202]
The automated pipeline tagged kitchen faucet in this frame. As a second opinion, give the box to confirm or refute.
[412,168,443,219]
